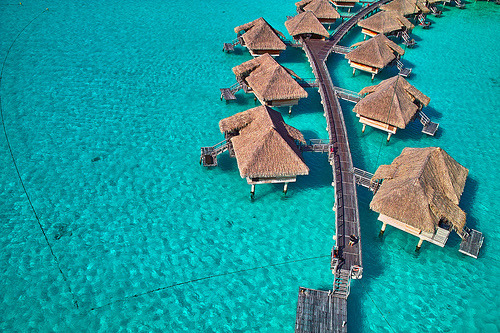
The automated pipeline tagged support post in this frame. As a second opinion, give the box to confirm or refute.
[352,68,356,76]
[362,124,366,133]
[289,106,292,114]
[363,34,367,40]
[379,223,387,236]
[283,182,288,195]
[387,133,392,142]
[251,184,255,199]
[416,238,424,251]
[371,73,375,80]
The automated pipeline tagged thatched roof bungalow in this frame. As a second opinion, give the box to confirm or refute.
[285,11,330,41]
[234,17,287,57]
[380,0,430,16]
[345,34,405,80]
[357,11,414,38]
[354,76,430,140]
[232,53,308,110]
[219,105,309,195]
[370,147,469,249]
[295,0,341,26]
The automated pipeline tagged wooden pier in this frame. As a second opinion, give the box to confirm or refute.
[295,0,393,330]
[295,287,347,333]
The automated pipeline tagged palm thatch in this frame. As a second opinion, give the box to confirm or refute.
[354,76,430,129]
[219,105,309,179]
[380,0,429,16]
[296,0,340,22]
[234,17,286,54]
[232,53,308,103]
[285,11,330,39]
[346,34,404,69]
[370,147,468,233]
[358,11,414,35]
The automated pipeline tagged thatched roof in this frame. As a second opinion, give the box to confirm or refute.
[346,34,405,69]
[370,147,468,233]
[355,76,430,129]
[380,0,429,16]
[219,105,309,179]
[285,11,330,39]
[358,11,414,34]
[296,0,340,20]
[234,17,286,52]
[232,53,308,102]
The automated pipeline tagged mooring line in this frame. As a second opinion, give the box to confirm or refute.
[90,254,330,311]
[0,8,79,309]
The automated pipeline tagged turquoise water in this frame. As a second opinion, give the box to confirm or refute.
[0,0,498,332]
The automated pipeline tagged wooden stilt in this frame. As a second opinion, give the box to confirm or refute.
[362,124,366,133]
[371,73,375,80]
[289,106,292,114]
[416,238,424,251]
[352,68,356,76]
[363,34,367,40]
[387,133,392,142]
[379,222,387,236]
[251,184,255,199]
[283,182,288,195]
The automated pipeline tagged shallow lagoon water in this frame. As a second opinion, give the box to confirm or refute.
[0,0,498,332]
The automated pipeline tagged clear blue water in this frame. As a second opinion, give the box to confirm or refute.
[0,1,498,332]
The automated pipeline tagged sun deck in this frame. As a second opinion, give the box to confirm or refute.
[295,287,347,333]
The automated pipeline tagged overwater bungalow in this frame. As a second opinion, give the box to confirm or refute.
[353,75,430,141]
[232,53,308,112]
[380,0,430,17]
[345,34,405,80]
[219,105,309,197]
[369,147,483,257]
[330,0,360,12]
[234,17,287,57]
[285,11,330,41]
[295,0,341,29]
[357,11,414,39]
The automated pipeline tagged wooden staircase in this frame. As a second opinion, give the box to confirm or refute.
[223,38,241,52]
[400,30,416,48]
[418,14,431,28]
[220,82,243,101]
[200,140,230,166]
[396,59,412,77]
[332,269,351,299]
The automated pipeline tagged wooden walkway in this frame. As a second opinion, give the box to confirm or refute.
[300,0,396,277]
[295,1,393,331]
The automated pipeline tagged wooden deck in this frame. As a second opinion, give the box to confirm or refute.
[295,287,347,333]
[459,228,484,259]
